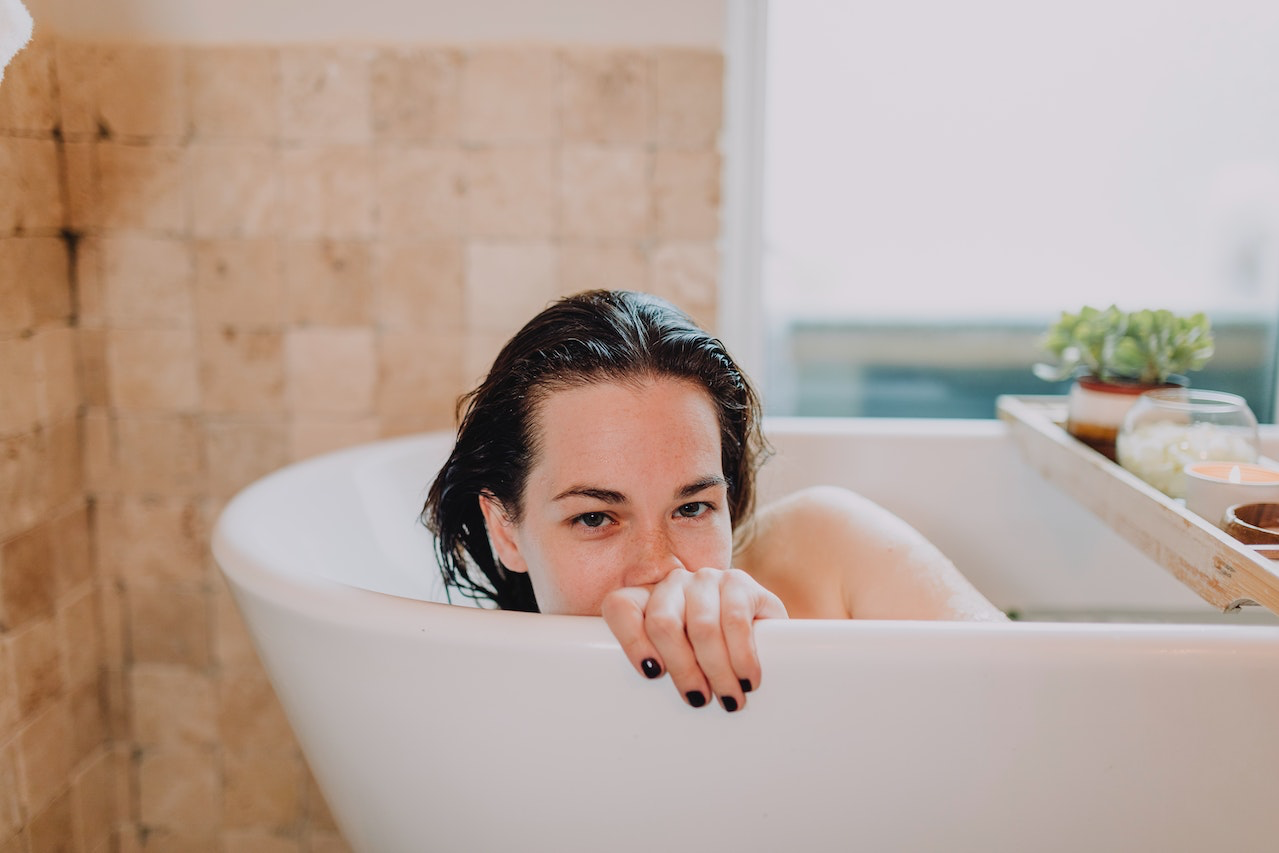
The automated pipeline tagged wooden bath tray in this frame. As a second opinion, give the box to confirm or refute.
[996,395,1279,615]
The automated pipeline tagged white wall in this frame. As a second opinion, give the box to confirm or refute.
[23,0,725,46]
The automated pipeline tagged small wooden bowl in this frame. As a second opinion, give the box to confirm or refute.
[1223,502,1279,546]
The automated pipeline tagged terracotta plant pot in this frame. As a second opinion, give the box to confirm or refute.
[1065,376,1177,461]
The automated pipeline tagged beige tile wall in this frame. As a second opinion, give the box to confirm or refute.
[0,34,723,852]
[0,38,118,853]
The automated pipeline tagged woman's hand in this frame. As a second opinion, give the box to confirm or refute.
[601,567,787,711]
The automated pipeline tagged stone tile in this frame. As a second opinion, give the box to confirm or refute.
[279,145,375,238]
[26,789,73,853]
[0,737,22,839]
[280,47,372,143]
[199,328,286,416]
[58,587,102,689]
[464,147,555,238]
[0,522,55,631]
[0,636,16,734]
[54,41,100,139]
[77,328,109,409]
[653,150,721,239]
[373,147,466,237]
[223,829,302,853]
[25,237,73,327]
[44,417,82,513]
[203,420,288,499]
[460,48,557,143]
[95,44,186,140]
[0,37,58,134]
[103,415,206,497]
[127,585,211,668]
[218,668,297,756]
[655,49,724,148]
[374,239,465,330]
[372,47,463,141]
[464,241,558,336]
[49,505,93,599]
[70,750,117,853]
[105,329,200,412]
[0,239,33,335]
[66,676,108,767]
[187,47,280,139]
[558,146,650,238]
[99,235,194,327]
[36,328,79,426]
[95,495,206,586]
[284,328,376,416]
[96,142,187,233]
[17,695,74,816]
[0,334,41,437]
[651,241,719,329]
[223,753,302,829]
[558,241,650,296]
[560,50,652,143]
[282,239,374,325]
[288,419,380,462]
[188,143,282,238]
[377,331,467,435]
[0,430,48,541]
[0,137,63,232]
[137,746,220,834]
[131,665,217,749]
[193,239,286,328]
[63,140,99,233]
[11,616,62,717]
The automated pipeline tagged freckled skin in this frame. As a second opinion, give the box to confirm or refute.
[481,378,733,615]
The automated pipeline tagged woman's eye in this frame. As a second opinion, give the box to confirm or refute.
[676,502,710,518]
[575,512,610,528]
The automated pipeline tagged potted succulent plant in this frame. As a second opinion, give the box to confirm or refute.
[1033,305,1215,459]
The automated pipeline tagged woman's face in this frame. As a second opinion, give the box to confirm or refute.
[480,376,734,615]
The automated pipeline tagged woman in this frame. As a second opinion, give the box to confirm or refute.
[423,290,1005,712]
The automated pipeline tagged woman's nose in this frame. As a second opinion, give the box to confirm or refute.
[624,527,686,587]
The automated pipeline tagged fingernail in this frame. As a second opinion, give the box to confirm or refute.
[641,658,662,679]
[721,695,739,713]
[685,691,707,708]
[739,678,753,694]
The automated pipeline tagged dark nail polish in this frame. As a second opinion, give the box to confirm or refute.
[685,691,707,708]
[641,658,662,679]
[721,695,739,713]
[739,678,753,694]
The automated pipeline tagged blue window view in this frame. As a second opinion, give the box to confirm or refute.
[760,1,1279,421]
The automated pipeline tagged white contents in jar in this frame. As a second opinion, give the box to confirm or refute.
[1116,421,1258,498]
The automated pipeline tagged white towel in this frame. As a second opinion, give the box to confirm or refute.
[0,0,34,86]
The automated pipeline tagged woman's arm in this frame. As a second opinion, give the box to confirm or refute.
[739,485,1007,622]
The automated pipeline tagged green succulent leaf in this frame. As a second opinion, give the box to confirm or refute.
[1034,305,1215,384]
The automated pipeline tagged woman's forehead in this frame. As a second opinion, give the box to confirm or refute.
[528,377,723,480]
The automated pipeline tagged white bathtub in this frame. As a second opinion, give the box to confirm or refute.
[212,418,1279,853]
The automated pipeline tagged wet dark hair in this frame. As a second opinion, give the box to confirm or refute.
[421,289,768,612]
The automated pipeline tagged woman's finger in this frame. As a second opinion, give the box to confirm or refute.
[643,569,712,708]
[683,568,748,711]
[719,568,787,694]
[601,586,666,680]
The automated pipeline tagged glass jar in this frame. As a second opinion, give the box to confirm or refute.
[1116,388,1259,498]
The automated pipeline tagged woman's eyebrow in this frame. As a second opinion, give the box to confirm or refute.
[677,476,727,499]
[552,486,626,503]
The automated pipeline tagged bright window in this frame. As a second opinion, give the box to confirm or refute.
[752,0,1279,420]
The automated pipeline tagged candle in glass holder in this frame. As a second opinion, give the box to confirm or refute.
[1183,462,1279,527]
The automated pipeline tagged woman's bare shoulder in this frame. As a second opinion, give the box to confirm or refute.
[737,485,1007,621]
